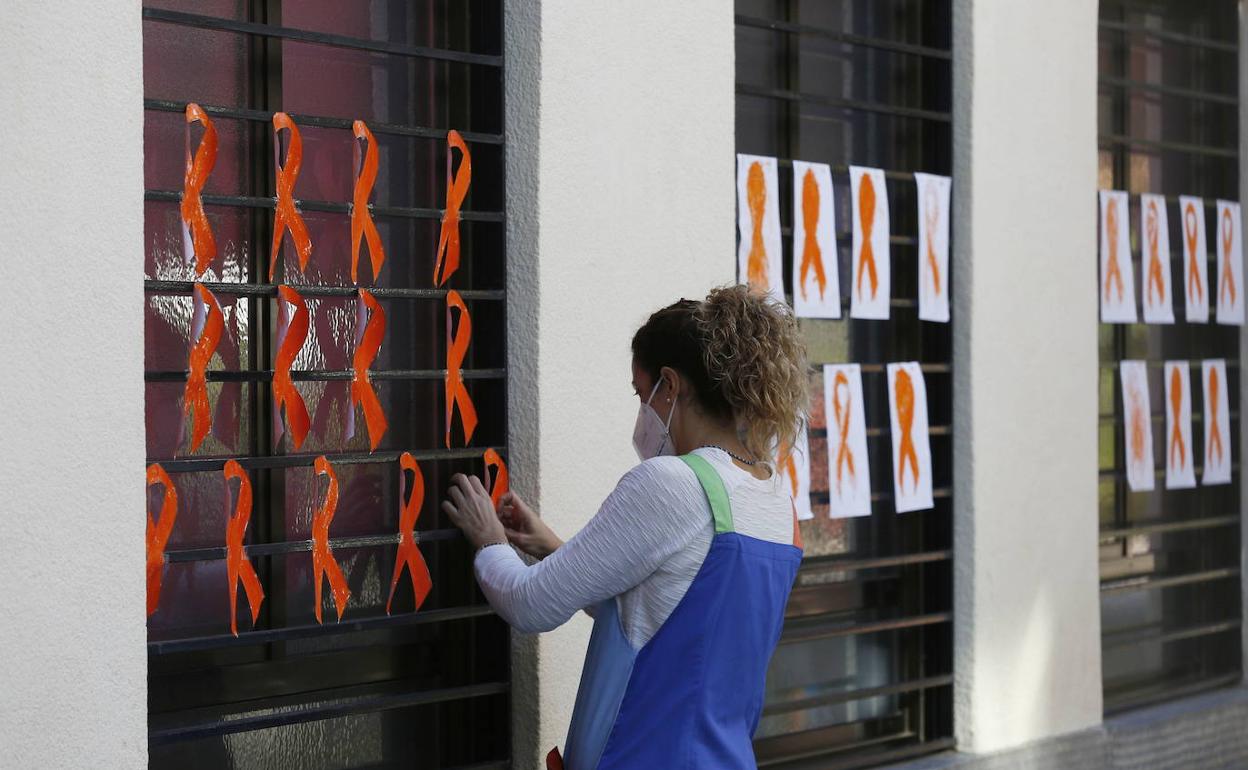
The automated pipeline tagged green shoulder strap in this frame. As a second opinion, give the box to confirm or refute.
[679,453,734,535]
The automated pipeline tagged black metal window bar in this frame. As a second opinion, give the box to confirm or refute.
[1098,0,1243,715]
[142,2,509,767]
[736,2,954,768]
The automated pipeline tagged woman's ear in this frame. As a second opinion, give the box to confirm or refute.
[659,365,680,403]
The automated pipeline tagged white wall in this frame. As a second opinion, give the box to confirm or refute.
[0,1,147,767]
[504,1,735,764]
[951,0,1103,753]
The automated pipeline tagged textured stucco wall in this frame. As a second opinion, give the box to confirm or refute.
[504,1,735,764]
[0,1,147,767]
[951,0,1103,753]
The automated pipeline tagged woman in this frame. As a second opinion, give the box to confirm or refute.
[442,285,808,769]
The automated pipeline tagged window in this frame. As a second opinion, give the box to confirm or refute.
[142,2,510,766]
[736,1,954,766]
[1097,0,1242,714]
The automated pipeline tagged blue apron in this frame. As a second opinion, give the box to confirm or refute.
[560,453,802,769]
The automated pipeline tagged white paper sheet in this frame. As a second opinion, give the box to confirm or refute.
[1140,193,1175,324]
[1120,360,1155,492]
[1099,190,1137,323]
[887,362,933,513]
[1163,361,1196,489]
[824,364,871,519]
[1179,195,1210,323]
[776,421,814,521]
[1215,200,1244,325]
[1202,358,1232,486]
[915,173,951,323]
[736,154,785,304]
[792,161,840,318]
[849,166,891,319]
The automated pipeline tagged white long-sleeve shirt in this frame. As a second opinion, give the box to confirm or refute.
[473,446,795,648]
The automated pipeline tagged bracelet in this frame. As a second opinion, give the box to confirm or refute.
[474,540,509,556]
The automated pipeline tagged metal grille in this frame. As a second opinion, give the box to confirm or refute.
[736,2,954,767]
[1097,0,1243,715]
[142,2,510,766]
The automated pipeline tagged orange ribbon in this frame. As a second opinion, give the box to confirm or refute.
[387,452,432,615]
[777,443,799,498]
[484,447,509,510]
[745,161,769,292]
[274,285,311,449]
[1208,366,1224,466]
[182,103,218,276]
[1128,382,1148,465]
[312,456,351,623]
[445,290,479,448]
[224,460,264,636]
[183,284,224,452]
[799,168,827,301]
[1221,206,1237,307]
[832,371,856,494]
[269,113,312,281]
[1104,196,1124,303]
[1168,366,1186,471]
[924,182,941,297]
[351,120,385,283]
[856,173,879,301]
[146,464,178,617]
[895,368,919,491]
[1146,200,1165,306]
[434,130,473,287]
[351,289,388,451]
[1186,202,1204,305]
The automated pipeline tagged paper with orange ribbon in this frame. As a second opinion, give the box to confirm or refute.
[849,166,891,320]
[791,161,840,319]
[1140,193,1176,324]
[1099,190,1137,323]
[183,283,224,453]
[146,463,178,617]
[269,112,313,281]
[1215,200,1244,325]
[181,103,218,276]
[915,173,951,323]
[223,460,264,636]
[1179,195,1210,323]
[1163,361,1196,489]
[347,289,388,451]
[351,120,386,284]
[1201,358,1232,485]
[387,452,432,615]
[823,364,871,518]
[312,456,352,623]
[1120,360,1155,492]
[445,289,479,448]
[273,285,312,449]
[887,362,933,513]
[434,130,472,287]
[735,154,784,304]
[774,423,814,521]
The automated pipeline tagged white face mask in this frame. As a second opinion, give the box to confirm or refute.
[633,378,677,460]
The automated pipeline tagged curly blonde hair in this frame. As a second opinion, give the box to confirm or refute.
[631,285,809,461]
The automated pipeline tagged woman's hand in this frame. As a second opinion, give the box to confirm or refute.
[498,491,563,560]
[442,473,507,550]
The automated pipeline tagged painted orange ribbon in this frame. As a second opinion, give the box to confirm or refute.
[1221,206,1237,307]
[351,120,385,284]
[746,161,769,291]
[312,456,351,623]
[445,290,479,448]
[269,113,312,281]
[777,444,799,498]
[224,460,264,637]
[434,130,473,287]
[895,368,919,491]
[183,284,224,452]
[1168,366,1186,470]
[1186,202,1204,305]
[799,169,826,301]
[856,173,879,301]
[182,103,218,276]
[832,371,856,494]
[1146,200,1165,306]
[484,447,509,510]
[1104,197,1124,303]
[387,452,432,615]
[274,285,311,449]
[351,289,388,451]
[924,182,942,297]
[1208,366,1224,467]
[1128,382,1148,465]
[146,463,178,617]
